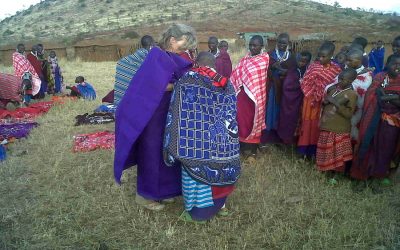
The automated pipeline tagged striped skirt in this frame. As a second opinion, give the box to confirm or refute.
[316,131,353,172]
[182,168,214,211]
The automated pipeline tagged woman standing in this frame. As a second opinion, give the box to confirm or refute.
[230,35,270,159]
[114,24,196,211]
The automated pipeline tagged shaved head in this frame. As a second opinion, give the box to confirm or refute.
[196,51,216,68]
[346,49,363,60]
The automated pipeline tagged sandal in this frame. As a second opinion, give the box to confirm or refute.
[217,207,230,217]
[135,194,165,211]
[161,198,175,204]
[381,178,392,186]
[143,202,165,211]
[178,211,206,224]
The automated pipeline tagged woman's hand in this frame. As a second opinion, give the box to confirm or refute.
[166,83,174,91]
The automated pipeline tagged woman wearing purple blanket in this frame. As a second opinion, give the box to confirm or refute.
[114,24,196,211]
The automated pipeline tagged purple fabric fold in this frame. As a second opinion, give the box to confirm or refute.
[114,47,192,184]
[277,68,304,144]
[0,122,38,140]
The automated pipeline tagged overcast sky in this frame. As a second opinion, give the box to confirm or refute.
[1,0,399,21]
[313,0,400,12]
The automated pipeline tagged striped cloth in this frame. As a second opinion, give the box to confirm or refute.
[114,48,148,106]
[12,52,41,96]
[182,168,214,211]
[316,131,353,172]
[0,73,22,102]
[230,52,270,140]
[300,61,341,103]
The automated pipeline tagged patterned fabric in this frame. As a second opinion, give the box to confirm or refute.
[114,48,148,106]
[73,131,115,152]
[76,83,96,100]
[300,61,341,103]
[0,122,38,140]
[164,71,240,186]
[74,112,115,126]
[351,67,373,140]
[357,73,400,159]
[230,52,270,140]
[182,168,214,211]
[382,112,400,127]
[0,73,22,102]
[0,101,53,124]
[316,131,353,172]
[12,52,41,96]
[48,56,63,93]
[42,58,55,92]
[191,66,228,87]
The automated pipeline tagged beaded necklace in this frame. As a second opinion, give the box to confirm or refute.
[274,46,289,62]
[381,75,389,88]
[332,86,352,98]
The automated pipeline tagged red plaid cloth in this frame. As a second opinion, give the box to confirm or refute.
[0,73,22,102]
[301,61,341,103]
[316,131,353,172]
[73,131,115,152]
[230,52,270,139]
[12,52,41,96]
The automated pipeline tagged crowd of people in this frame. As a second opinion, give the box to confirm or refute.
[1,23,399,223]
[111,24,400,223]
[0,43,97,110]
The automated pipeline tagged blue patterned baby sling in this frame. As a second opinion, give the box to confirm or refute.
[164,71,241,186]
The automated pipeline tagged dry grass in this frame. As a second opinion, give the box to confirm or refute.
[1,60,400,249]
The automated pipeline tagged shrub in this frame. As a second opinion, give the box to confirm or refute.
[3,29,14,36]
[171,13,178,20]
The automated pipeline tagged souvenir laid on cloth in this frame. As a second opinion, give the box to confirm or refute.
[163,71,240,186]
[74,112,115,126]
[73,131,115,152]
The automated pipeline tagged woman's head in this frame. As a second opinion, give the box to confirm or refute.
[392,36,400,55]
[276,33,290,52]
[334,52,346,65]
[387,54,400,78]
[345,49,363,69]
[318,41,335,66]
[16,43,25,54]
[49,51,56,58]
[218,40,229,51]
[297,51,312,68]
[159,24,197,53]
[249,35,264,56]
[337,68,357,88]
[352,37,368,50]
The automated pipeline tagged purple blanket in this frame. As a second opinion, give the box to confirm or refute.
[0,122,38,140]
[114,47,192,184]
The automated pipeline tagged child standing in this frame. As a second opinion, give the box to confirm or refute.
[298,41,341,157]
[317,68,358,180]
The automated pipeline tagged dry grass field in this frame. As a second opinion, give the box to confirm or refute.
[0,54,400,249]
